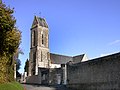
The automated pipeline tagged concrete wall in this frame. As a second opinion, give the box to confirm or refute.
[67,53,120,90]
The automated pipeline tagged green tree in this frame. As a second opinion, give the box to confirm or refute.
[24,59,29,76]
[16,59,21,71]
[0,1,21,83]
[14,48,24,71]
[15,59,21,78]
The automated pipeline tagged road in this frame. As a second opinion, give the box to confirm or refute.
[23,84,75,90]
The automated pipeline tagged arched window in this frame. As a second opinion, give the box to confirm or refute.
[42,34,44,45]
[33,52,36,62]
[33,30,36,46]
[32,52,36,75]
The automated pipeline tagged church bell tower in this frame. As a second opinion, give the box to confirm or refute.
[29,16,50,76]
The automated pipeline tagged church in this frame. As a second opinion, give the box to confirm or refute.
[26,16,88,85]
[24,16,120,90]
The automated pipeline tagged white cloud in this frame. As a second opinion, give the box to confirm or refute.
[109,40,120,45]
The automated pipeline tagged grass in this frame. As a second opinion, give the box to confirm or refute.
[0,81,24,90]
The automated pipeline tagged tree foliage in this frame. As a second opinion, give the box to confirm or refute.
[0,1,21,83]
[24,59,29,76]
[0,1,21,56]
[14,48,24,71]
[16,59,21,71]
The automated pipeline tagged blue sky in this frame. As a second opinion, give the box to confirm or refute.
[3,0,120,73]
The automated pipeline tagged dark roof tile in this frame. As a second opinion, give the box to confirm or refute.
[36,16,48,28]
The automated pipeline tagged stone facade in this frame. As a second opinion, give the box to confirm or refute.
[29,16,50,77]
[27,16,120,89]
[27,16,88,85]
[49,68,63,84]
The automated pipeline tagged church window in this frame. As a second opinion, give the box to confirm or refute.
[33,52,36,62]
[42,34,44,45]
[33,30,36,46]
[32,52,36,75]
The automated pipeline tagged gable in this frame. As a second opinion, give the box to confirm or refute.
[73,54,85,63]
[32,16,38,28]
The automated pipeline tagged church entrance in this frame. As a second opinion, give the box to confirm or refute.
[39,68,49,85]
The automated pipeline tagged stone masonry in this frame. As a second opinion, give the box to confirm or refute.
[67,52,120,90]
[27,16,88,85]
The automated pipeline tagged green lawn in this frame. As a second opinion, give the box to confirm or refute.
[0,82,24,90]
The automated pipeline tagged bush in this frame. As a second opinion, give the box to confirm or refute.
[0,55,8,83]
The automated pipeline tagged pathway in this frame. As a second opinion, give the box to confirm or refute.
[23,84,75,90]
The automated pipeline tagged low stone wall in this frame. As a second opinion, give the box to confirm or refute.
[26,75,41,84]
[49,68,63,85]
[68,82,120,90]
[67,53,120,90]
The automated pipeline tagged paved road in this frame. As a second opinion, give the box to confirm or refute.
[23,84,74,90]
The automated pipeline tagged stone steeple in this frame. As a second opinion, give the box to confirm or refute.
[32,16,48,28]
[29,16,50,76]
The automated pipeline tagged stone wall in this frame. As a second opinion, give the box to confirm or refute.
[26,75,41,84]
[67,52,120,90]
[49,68,63,85]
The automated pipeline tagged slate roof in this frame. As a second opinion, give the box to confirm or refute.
[50,53,73,64]
[50,53,85,64]
[36,16,48,28]
[73,54,85,62]
[50,53,86,64]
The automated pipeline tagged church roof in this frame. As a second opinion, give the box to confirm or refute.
[50,53,87,64]
[37,17,48,28]
[33,16,48,28]
[50,53,73,64]
[73,54,85,61]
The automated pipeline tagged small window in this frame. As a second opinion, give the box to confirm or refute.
[42,34,44,45]
[33,52,36,62]
[33,30,36,46]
